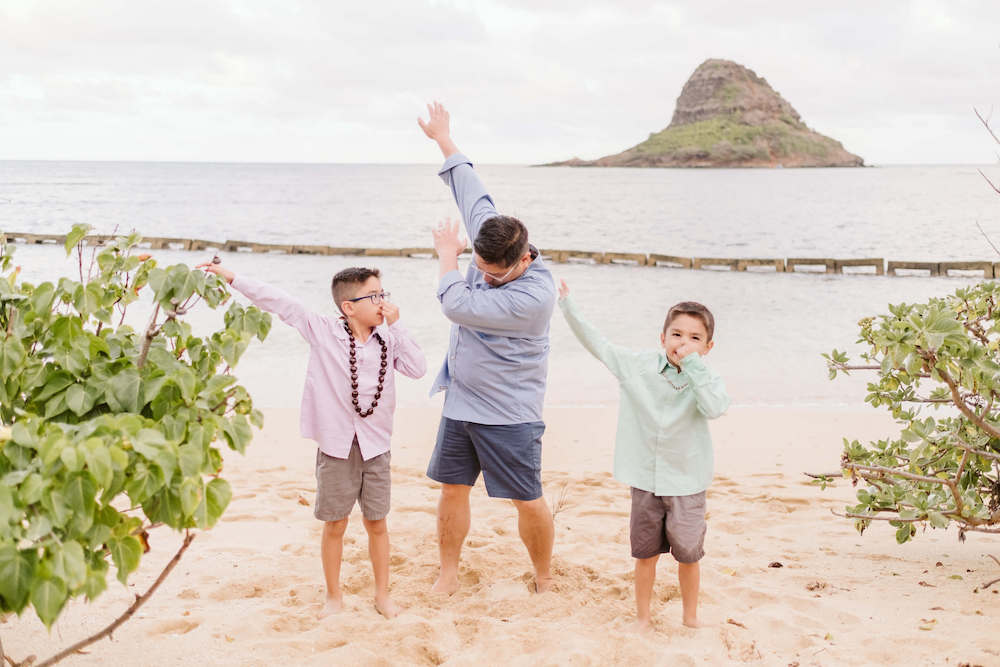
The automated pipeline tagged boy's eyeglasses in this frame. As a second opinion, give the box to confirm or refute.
[346,292,391,305]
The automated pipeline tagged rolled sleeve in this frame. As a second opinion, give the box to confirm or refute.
[436,270,466,299]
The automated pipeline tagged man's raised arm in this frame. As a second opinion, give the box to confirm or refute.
[418,101,498,242]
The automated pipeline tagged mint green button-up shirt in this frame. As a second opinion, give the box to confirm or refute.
[559,296,730,496]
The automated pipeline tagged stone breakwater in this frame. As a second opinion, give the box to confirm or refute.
[3,232,994,278]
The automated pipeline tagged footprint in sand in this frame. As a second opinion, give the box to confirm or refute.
[578,509,629,518]
[270,614,315,633]
[150,618,201,636]
[394,505,436,515]
[720,627,763,662]
[280,542,311,557]
[209,581,270,602]
[224,513,282,522]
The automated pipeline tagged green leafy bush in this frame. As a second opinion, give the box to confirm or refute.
[0,225,270,627]
[825,281,1000,543]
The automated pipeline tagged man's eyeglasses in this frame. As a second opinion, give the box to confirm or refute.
[474,257,519,283]
[346,292,391,305]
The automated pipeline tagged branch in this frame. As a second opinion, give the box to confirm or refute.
[936,366,1000,439]
[978,169,1000,195]
[961,524,1000,534]
[836,512,918,523]
[34,531,196,667]
[975,107,1000,146]
[831,363,930,378]
[135,303,160,370]
[844,462,951,486]
[86,243,99,284]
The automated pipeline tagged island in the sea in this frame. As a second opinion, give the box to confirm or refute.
[546,58,864,168]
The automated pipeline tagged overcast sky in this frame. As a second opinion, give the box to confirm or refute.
[1,1,998,164]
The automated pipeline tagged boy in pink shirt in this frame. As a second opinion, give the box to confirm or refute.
[200,261,426,618]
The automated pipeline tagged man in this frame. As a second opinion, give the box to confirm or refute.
[418,101,556,594]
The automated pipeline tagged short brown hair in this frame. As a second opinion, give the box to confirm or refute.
[475,215,529,268]
[663,301,715,341]
[331,267,380,315]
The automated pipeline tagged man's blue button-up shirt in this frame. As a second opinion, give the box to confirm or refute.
[430,153,556,425]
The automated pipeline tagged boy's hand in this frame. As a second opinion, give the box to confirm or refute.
[432,218,467,258]
[196,260,235,284]
[417,101,450,141]
[558,279,570,299]
[380,301,400,326]
[675,343,695,361]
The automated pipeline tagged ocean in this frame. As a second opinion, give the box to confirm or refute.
[2,160,997,410]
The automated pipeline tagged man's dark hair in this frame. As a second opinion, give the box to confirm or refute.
[331,267,381,316]
[663,301,715,341]
[474,215,529,268]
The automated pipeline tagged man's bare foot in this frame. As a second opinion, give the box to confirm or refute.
[634,617,653,634]
[682,615,703,628]
[319,595,343,618]
[534,575,554,593]
[375,594,402,619]
[430,574,459,595]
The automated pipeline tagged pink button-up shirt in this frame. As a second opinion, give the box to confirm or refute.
[231,276,427,460]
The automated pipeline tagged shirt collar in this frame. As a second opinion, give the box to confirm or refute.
[657,353,676,374]
[335,318,382,342]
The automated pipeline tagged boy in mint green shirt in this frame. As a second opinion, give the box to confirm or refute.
[558,280,730,631]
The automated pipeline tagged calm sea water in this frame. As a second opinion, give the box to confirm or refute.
[3,161,997,409]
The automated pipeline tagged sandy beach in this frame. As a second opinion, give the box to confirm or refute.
[5,404,999,666]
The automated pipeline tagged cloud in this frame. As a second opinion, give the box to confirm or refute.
[0,0,997,163]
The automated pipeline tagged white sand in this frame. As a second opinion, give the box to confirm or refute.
[5,406,999,666]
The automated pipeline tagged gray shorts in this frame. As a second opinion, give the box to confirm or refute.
[314,437,391,522]
[426,417,544,501]
[629,488,707,562]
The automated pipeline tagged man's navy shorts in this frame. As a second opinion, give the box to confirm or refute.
[426,417,545,501]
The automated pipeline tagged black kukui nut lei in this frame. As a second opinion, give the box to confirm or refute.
[344,321,387,418]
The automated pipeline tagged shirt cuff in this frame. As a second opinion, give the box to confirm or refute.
[438,152,472,176]
[679,353,705,369]
[436,270,466,299]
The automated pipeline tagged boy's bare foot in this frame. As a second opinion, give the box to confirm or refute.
[534,575,554,593]
[319,595,343,618]
[634,617,653,634]
[682,615,703,628]
[375,594,402,619]
[430,574,459,595]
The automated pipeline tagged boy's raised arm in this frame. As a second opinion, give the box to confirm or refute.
[557,283,629,379]
[418,101,498,242]
[199,262,325,347]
